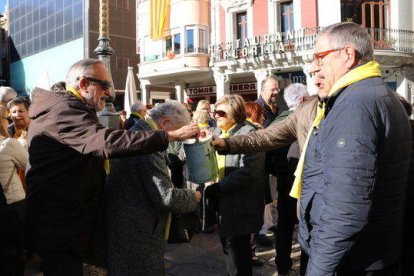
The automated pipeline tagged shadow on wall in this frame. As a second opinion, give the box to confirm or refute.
[9,37,26,96]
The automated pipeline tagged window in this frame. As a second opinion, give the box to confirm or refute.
[280,1,294,32]
[341,0,388,29]
[199,28,207,53]
[144,36,161,62]
[186,28,194,53]
[173,33,181,54]
[236,12,247,43]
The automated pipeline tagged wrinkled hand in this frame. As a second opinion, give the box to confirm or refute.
[167,123,200,142]
[204,183,220,199]
[211,135,228,151]
[195,191,201,203]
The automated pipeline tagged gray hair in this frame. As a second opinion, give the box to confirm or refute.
[261,76,278,92]
[148,100,190,127]
[0,86,17,104]
[318,22,374,63]
[284,83,309,109]
[131,101,146,112]
[65,59,103,89]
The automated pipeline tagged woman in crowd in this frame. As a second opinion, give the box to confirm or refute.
[205,95,266,276]
[196,99,216,127]
[106,100,201,275]
[245,101,264,129]
[7,97,31,139]
[0,105,28,275]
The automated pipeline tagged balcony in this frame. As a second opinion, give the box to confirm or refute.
[209,27,414,67]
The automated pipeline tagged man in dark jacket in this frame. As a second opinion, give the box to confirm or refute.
[214,23,411,276]
[256,77,280,127]
[25,59,199,275]
[297,22,411,275]
[125,100,147,130]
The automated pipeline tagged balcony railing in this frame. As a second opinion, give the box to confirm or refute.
[210,27,414,63]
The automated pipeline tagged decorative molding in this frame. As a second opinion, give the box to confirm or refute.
[219,0,253,13]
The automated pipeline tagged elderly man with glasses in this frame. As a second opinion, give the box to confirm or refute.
[213,22,411,276]
[25,58,199,275]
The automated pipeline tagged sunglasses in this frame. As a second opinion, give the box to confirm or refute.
[313,48,344,65]
[80,76,112,90]
[214,110,227,117]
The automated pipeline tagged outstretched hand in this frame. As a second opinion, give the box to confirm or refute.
[211,135,228,151]
[167,123,200,142]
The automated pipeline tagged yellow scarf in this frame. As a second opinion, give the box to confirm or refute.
[290,61,381,199]
[67,86,111,175]
[216,125,236,181]
[198,123,209,128]
[67,86,85,103]
[131,111,144,120]
[145,117,159,130]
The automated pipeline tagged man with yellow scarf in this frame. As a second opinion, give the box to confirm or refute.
[213,22,411,275]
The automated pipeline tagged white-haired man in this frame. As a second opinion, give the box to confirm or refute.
[25,59,199,275]
[214,22,411,275]
[125,101,147,130]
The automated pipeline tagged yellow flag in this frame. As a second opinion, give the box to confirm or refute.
[150,0,170,40]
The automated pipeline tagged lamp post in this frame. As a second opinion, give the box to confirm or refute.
[95,0,119,128]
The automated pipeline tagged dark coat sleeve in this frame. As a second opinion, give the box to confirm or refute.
[55,101,169,159]
[306,102,377,275]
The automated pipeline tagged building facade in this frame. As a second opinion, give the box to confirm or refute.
[7,0,138,106]
[138,0,414,105]
[0,12,10,86]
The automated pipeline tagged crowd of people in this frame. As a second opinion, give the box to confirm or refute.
[0,22,413,276]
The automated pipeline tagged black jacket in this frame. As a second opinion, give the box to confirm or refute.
[299,77,411,274]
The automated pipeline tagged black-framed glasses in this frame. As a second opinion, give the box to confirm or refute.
[214,110,227,117]
[79,76,112,90]
[313,48,344,65]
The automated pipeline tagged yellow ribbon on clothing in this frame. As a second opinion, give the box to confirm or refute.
[131,111,144,120]
[216,125,236,181]
[289,61,382,199]
[67,86,111,175]
[197,123,209,128]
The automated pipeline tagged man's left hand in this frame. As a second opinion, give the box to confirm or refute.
[167,123,200,142]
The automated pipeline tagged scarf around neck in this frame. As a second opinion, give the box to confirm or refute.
[289,61,381,199]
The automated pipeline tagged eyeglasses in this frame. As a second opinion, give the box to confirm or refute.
[79,76,112,90]
[214,110,227,117]
[313,48,344,65]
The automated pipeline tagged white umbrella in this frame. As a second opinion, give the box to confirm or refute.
[124,66,138,116]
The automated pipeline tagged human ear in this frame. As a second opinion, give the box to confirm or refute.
[78,77,89,92]
[344,46,359,69]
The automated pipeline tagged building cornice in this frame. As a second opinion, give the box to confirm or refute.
[219,0,253,13]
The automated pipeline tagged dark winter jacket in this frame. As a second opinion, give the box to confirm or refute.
[215,121,266,238]
[25,88,169,264]
[299,77,411,275]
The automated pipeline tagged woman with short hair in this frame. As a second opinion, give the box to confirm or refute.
[205,94,266,276]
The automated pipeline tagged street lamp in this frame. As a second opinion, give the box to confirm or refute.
[94,0,119,127]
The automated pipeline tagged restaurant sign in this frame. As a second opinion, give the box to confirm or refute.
[186,82,257,96]
[209,31,298,60]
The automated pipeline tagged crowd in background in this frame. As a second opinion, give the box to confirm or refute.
[0,22,413,276]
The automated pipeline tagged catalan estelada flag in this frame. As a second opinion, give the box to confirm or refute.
[150,0,170,40]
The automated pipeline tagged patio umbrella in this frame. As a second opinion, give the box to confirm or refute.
[124,66,138,116]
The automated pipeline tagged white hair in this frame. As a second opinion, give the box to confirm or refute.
[0,86,17,104]
[131,101,146,112]
[65,59,103,89]
[284,83,309,109]
[148,100,190,126]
